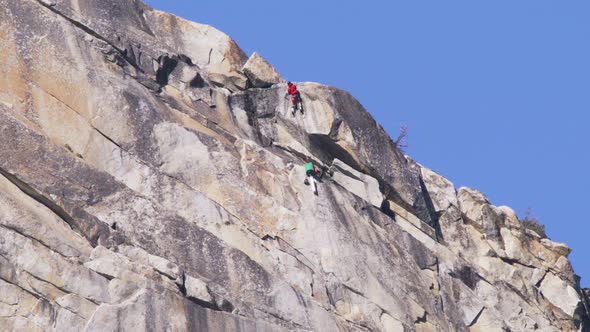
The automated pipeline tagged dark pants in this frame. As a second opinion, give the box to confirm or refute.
[291,93,302,112]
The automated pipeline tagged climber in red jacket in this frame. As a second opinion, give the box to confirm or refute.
[287,82,304,116]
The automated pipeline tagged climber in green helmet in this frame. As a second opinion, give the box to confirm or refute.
[303,157,323,195]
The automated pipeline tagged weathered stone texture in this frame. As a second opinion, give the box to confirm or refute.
[0,0,588,331]
[242,52,284,88]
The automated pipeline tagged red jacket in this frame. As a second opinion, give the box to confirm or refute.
[287,84,299,96]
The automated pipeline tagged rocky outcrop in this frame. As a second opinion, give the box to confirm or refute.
[0,0,588,331]
[329,158,383,208]
[242,52,284,88]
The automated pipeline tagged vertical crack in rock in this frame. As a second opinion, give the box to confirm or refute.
[0,1,587,331]
[418,176,443,240]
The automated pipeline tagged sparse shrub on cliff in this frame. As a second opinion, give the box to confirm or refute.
[521,207,547,239]
[394,124,409,152]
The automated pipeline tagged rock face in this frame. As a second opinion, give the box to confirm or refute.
[0,1,588,331]
[242,52,284,88]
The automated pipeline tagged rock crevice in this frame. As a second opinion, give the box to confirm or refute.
[0,1,588,331]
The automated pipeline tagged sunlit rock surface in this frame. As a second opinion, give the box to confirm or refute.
[0,1,588,331]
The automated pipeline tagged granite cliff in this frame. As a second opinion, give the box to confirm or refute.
[0,1,588,331]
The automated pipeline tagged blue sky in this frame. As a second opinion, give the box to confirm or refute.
[145,0,589,286]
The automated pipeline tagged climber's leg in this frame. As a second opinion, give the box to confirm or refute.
[297,94,304,114]
[291,97,297,116]
[309,175,318,195]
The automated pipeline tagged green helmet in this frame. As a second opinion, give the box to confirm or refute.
[305,162,314,174]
